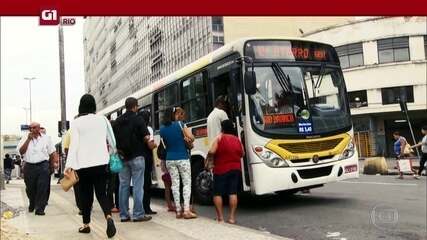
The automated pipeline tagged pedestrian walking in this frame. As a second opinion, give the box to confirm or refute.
[139,110,157,215]
[207,96,229,145]
[113,97,152,222]
[206,120,244,224]
[64,94,116,238]
[14,155,22,180]
[3,154,14,184]
[41,127,54,206]
[410,125,427,176]
[106,119,120,214]
[62,128,83,215]
[393,131,418,179]
[160,107,197,219]
[17,122,58,216]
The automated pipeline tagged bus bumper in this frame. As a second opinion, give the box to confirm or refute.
[250,154,359,195]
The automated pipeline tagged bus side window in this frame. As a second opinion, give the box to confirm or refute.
[181,71,208,123]
[154,84,178,130]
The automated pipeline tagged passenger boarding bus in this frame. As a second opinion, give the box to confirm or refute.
[99,38,359,204]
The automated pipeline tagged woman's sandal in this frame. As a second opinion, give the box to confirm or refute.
[78,226,91,234]
[183,211,197,219]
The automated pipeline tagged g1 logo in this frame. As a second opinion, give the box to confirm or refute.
[41,10,57,21]
[39,9,60,25]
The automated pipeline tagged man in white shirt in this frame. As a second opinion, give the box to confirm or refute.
[207,96,229,145]
[17,122,57,215]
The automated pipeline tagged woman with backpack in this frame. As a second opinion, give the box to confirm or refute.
[159,107,196,219]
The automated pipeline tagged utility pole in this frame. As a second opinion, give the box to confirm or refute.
[24,77,36,122]
[399,98,420,159]
[58,25,67,136]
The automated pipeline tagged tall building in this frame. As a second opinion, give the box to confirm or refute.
[303,17,427,157]
[84,17,225,109]
[83,17,352,110]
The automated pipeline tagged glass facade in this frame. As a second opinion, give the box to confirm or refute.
[83,17,224,109]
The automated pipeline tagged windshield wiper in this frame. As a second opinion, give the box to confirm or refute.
[271,63,292,93]
[314,63,326,89]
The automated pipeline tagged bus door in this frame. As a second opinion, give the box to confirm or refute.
[208,54,252,191]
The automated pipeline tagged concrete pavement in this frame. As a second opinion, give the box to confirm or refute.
[173,175,426,240]
[0,180,291,240]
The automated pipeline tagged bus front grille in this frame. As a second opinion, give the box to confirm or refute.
[297,166,333,179]
[279,138,343,154]
[290,155,335,163]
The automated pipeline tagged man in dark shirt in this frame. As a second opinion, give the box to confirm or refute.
[3,154,14,184]
[113,97,152,222]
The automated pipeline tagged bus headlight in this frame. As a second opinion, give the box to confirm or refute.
[252,146,289,168]
[338,141,355,160]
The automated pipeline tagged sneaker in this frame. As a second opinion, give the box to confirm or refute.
[120,217,131,222]
[133,215,152,222]
[414,175,420,179]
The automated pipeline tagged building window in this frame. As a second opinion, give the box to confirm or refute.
[424,35,427,59]
[381,86,414,105]
[348,90,368,108]
[378,37,410,64]
[335,43,364,69]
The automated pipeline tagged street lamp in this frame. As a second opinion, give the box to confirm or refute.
[22,107,30,124]
[23,77,36,122]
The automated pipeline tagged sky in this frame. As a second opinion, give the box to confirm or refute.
[1,17,85,143]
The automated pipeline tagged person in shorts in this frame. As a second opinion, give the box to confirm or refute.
[206,119,244,224]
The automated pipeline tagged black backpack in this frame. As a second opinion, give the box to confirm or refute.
[113,114,139,160]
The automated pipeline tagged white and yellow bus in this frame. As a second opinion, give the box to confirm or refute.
[99,38,359,204]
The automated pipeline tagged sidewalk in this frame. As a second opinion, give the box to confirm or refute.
[359,158,425,175]
[0,180,291,240]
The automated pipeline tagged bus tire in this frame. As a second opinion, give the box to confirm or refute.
[191,157,213,205]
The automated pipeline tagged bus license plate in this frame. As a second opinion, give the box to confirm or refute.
[344,164,357,173]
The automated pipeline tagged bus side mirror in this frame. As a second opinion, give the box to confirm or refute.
[244,71,257,95]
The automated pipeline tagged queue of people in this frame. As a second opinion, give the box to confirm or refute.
[13,93,245,238]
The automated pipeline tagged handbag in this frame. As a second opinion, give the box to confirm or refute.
[109,153,123,173]
[397,159,412,172]
[157,138,167,160]
[60,169,79,192]
[105,117,123,173]
[403,143,414,155]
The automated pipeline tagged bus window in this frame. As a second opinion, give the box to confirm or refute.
[181,72,207,123]
[154,84,178,130]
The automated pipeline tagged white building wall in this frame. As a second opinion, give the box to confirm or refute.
[304,17,427,116]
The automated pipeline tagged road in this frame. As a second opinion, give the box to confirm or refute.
[152,175,426,240]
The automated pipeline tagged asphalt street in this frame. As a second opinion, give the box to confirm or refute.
[153,175,426,240]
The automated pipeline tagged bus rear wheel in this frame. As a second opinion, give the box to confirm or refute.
[191,158,213,205]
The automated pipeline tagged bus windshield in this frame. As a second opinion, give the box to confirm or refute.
[250,64,352,136]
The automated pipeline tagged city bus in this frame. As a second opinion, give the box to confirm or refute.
[99,37,359,204]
